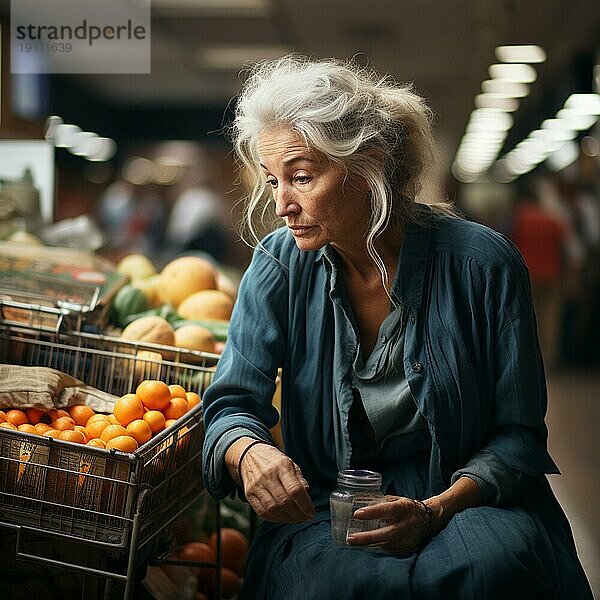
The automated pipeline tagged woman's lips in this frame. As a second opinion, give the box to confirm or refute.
[289,225,316,236]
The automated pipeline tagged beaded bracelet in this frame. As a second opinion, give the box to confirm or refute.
[412,498,434,535]
[237,440,271,486]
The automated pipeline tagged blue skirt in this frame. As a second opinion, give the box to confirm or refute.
[239,445,592,599]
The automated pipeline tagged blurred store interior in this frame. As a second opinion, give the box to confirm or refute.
[0,0,599,594]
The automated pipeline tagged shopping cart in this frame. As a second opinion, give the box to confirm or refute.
[0,300,224,599]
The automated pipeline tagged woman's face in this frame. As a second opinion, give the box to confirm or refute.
[257,126,370,252]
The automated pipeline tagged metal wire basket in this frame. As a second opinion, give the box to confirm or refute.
[0,301,220,598]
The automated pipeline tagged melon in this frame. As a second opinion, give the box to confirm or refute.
[121,315,176,347]
[175,324,216,355]
[158,256,217,307]
[177,290,234,321]
[117,254,157,281]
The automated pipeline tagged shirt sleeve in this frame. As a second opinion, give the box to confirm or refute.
[202,238,288,499]
[450,450,526,505]
[209,427,265,495]
[452,248,558,506]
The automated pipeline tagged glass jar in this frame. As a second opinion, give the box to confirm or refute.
[329,469,385,546]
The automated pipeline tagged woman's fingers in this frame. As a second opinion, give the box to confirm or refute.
[241,443,315,523]
[347,496,430,553]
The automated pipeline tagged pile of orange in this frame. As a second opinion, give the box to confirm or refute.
[177,527,248,599]
[0,380,201,453]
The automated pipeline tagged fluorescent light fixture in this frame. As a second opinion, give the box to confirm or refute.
[489,63,537,83]
[481,80,529,97]
[88,138,117,162]
[70,132,99,157]
[495,45,546,64]
[546,140,579,171]
[452,162,479,183]
[468,109,513,130]
[555,109,598,131]
[54,124,82,148]
[198,45,290,69]
[475,94,519,111]
[564,93,600,115]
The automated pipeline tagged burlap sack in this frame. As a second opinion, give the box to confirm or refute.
[0,364,117,412]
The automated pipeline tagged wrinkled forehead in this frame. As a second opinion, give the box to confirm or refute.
[256,126,327,169]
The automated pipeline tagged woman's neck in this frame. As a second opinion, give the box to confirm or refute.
[331,223,404,287]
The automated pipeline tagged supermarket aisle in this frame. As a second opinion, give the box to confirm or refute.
[546,370,600,597]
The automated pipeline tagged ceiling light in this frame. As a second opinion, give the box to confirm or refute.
[555,109,598,131]
[475,94,519,111]
[546,141,579,171]
[489,63,537,83]
[495,45,546,64]
[54,124,82,148]
[481,80,529,97]
[468,109,513,131]
[564,93,600,115]
[70,132,100,157]
[198,45,290,69]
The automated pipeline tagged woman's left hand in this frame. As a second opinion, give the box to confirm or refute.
[346,495,440,555]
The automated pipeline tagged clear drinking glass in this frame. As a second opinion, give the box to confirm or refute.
[329,469,385,546]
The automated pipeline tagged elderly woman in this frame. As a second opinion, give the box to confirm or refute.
[202,56,591,599]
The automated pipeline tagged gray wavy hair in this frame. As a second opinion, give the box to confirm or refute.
[232,54,452,289]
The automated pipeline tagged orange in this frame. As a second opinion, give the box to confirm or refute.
[58,430,86,444]
[105,435,139,452]
[68,405,95,426]
[168,384,187,399]
[208,528,249,576]
[0,410,6,423]
[108,414,119,425]
[52,416,75,431]
[26,408,44,424]
[136,380,171,411]
[87,413,110,425]
[86,438,106,448]
[5,409,28,427]
[143,410,166,434]
[18,424,37,434]
[86,419,111,439]
[0,422,18,430]
[186,391,201,409]
[178,541,215,577]
[48,409,70,421]
[74,425,89,442]
[42,429,61,438]
[163,397,189,421]
[164,419,177,429]
[113,394,144,426]
[34,422,53,435]
[100,424,129,443]
[126,419,152,445]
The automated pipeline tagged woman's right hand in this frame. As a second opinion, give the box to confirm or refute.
[225,436,316,523]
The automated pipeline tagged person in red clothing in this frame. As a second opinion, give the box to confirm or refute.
[511,188,569,369]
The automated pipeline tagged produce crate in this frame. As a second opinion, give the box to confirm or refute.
[0,304,220,597]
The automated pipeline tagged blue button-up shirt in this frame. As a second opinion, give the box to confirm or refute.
[202,206,558,509]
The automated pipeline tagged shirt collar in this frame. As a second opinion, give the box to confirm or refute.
[314,203,435,311]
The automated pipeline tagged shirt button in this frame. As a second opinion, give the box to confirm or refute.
[411,315,416,325]
[412,361,424,374]
[380,334,387,343]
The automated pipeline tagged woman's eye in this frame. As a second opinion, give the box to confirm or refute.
[265,179,277,188]
[294,175,311,184]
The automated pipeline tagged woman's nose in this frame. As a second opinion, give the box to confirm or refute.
[274,186,301,218]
